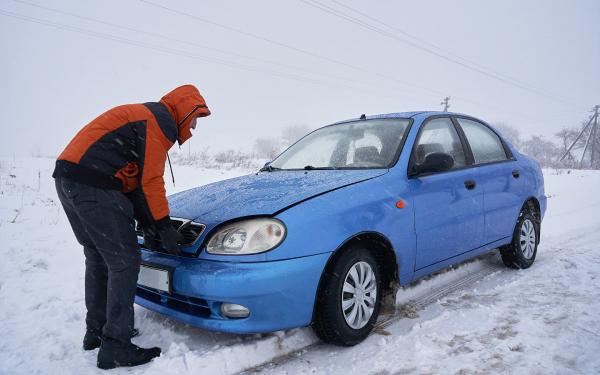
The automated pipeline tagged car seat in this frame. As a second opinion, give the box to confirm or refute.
[354,146,383,165]
[416,143,444,163]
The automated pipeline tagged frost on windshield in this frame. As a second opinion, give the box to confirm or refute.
[269,119,410,169]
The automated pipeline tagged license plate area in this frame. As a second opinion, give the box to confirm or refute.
[138,261,174,293]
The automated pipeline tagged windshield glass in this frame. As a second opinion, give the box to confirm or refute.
[269,118,411,170]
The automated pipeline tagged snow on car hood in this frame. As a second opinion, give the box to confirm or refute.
[167,169,388,225]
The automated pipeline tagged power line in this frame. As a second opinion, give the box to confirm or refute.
[0,10,437,105]
[302,0,590,109]
[500,109,590,123]
[138,0,449,97]
[512,113,592,125]
[299,0,590,110]
[11,0,439,99]
[3,4,582,128]
[137,0,578,124]
[328,0,590,107]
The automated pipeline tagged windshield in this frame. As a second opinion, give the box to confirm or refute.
[269,118,411,170]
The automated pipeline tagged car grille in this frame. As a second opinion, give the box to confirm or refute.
[136,286,211,318]
[136,217,206,248]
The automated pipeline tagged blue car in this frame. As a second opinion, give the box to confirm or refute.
[135,111,546,346]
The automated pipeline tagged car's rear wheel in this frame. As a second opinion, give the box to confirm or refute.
[500,210,538,269]
[312,245,381,346]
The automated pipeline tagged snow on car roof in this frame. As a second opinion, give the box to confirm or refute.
[331,111,480,125]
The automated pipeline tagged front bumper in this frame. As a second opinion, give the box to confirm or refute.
[135,250,331,333]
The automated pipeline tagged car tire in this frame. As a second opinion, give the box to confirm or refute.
[312,245,381,346]
[499,210,538,269]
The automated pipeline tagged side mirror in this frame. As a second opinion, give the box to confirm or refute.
[414,152,454,175]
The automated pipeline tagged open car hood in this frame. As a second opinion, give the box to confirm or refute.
[167,169,388,227]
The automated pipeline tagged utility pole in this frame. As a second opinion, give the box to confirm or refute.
[441,96,451,112]
[558,105,599,167]
[591,105,598,166]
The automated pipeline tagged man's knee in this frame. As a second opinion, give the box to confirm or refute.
[105,252,141,275]
[84,246,106,264]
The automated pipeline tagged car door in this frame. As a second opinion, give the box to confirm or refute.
[407,117,484,270]
[455,117,524,245]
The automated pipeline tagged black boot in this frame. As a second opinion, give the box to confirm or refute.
[83,328,140,351]
[97,340,161,370]
[83,329,102,351]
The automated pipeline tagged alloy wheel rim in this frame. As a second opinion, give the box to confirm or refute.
[341,261,377,330]
[520,219,536,259]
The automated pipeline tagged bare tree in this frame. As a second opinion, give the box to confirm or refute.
[281,124,312,147]
[554,127,578,163]
[30,144,43,158]
[554,117,600,169]
[572,117,600,168]
[253,138,282,159]
[521,135,560,167]
[490,121,521,149]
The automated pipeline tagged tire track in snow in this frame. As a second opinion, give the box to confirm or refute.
[373,263,503,333]
[239,253,505,374]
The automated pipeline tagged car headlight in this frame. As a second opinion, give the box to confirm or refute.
[206,218,286,255]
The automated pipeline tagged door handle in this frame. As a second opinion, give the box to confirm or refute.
[512,170,520,178]
[464,180,476,190]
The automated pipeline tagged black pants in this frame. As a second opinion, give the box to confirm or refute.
[55,177,140,345]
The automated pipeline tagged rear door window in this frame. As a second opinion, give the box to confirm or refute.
[457,118,508,164]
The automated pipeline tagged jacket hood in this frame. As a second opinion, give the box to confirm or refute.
[159,85,211,145]
[167,169,388,229]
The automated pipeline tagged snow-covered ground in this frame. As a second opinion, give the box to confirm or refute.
[0,157,599,375]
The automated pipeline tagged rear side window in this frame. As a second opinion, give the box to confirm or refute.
[413,117,467,169]
[457,118,508,164]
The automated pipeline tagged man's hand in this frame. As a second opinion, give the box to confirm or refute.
[142,226,159,251]
[158,226,184,256]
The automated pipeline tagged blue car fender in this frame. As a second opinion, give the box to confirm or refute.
[269,171,417,281]
[507,153,547,240]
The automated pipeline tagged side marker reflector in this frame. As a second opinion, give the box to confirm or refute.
[396,201,405,209]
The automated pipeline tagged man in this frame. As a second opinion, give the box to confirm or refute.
[53,85,210,369]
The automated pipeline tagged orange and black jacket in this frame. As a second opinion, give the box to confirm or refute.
[53,85,211,230]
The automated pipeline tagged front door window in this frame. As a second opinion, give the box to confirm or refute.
[412,117,467,170]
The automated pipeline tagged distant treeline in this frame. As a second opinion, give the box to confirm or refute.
[169,121,600,172]
[492,120,600,170]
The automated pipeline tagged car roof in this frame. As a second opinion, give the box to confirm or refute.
[332,111,483,125]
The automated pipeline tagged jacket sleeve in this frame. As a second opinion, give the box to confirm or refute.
[132,121,173,231]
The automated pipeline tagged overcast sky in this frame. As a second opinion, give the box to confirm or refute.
[1,0,599,157]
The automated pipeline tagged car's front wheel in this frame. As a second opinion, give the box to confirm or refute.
[500,209,538,269]
[312,245,381,346]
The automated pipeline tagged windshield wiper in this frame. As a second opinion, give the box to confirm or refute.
[304,165,336,170]
[259,165,280,172]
